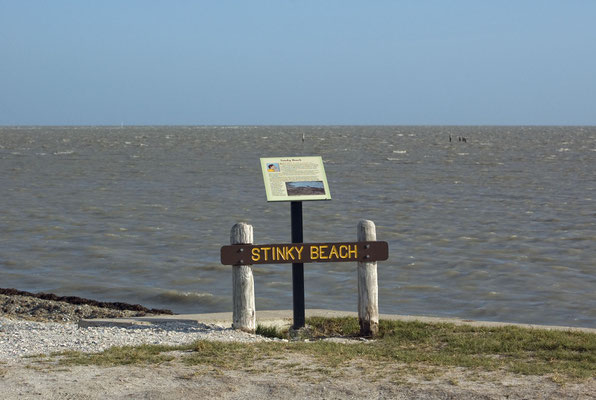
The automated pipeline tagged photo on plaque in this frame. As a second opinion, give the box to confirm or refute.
[285,181,326,196]
[266,163,280,172]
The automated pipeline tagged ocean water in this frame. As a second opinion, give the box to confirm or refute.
[1,126,595,328]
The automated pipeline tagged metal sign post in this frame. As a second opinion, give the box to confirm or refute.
[291,201,305,329]
[259,156,331,330]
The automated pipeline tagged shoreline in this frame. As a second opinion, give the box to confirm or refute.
[2,287,595,334]
[80,308,596,335]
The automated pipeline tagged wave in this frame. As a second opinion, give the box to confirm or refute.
[153,290,216,305]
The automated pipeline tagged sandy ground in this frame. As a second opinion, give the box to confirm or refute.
[2,353,594,400]
[1,291,594,399]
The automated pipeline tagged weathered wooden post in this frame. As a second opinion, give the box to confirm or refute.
[231,222,256,333]
[358,219,379,336]
[222,216,387,334]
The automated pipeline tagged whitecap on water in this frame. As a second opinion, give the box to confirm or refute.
[153,290,217,306]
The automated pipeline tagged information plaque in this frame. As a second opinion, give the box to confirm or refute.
[260,156,331,202]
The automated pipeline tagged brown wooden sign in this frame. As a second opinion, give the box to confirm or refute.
[221,241,388,265]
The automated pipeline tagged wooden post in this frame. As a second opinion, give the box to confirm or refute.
[231,222,256,333]
[358,220,379,336]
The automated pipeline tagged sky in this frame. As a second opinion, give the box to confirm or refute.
[1,1,595,126]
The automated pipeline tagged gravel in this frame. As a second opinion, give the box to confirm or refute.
[0,317,268,362]
[0,293,269,362]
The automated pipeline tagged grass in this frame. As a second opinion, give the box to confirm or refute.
[255,324,287,340]
[53,317,596,381]
[56,344,190,366]
[302,318,596,378]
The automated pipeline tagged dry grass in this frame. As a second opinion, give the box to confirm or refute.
[53,317,596,382]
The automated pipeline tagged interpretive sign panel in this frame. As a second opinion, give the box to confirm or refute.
[260,156,331,202]
[221,241,389,265]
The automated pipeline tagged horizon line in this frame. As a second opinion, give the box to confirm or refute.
[2,123,596,128]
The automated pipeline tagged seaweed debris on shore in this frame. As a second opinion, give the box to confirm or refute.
[0,288,172,314]
[0,288,173,322]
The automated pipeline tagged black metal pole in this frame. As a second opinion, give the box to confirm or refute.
[291,201,305,329]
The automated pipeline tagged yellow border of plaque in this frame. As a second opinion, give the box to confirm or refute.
[260,156,332,202]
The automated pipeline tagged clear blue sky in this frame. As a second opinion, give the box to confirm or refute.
[1,1,595,126]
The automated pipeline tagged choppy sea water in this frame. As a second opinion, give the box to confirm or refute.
[1,126,595,328]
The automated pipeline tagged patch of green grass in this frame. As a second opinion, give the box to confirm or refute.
[181,340,294,372]
[51,317,596,381]
[256,324,287,339]
[56,343,192,366]
[288,318,596,379]
[320,322,582,378]
[305,316,361,337]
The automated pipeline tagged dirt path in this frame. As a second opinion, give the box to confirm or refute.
[2,355,594,400]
